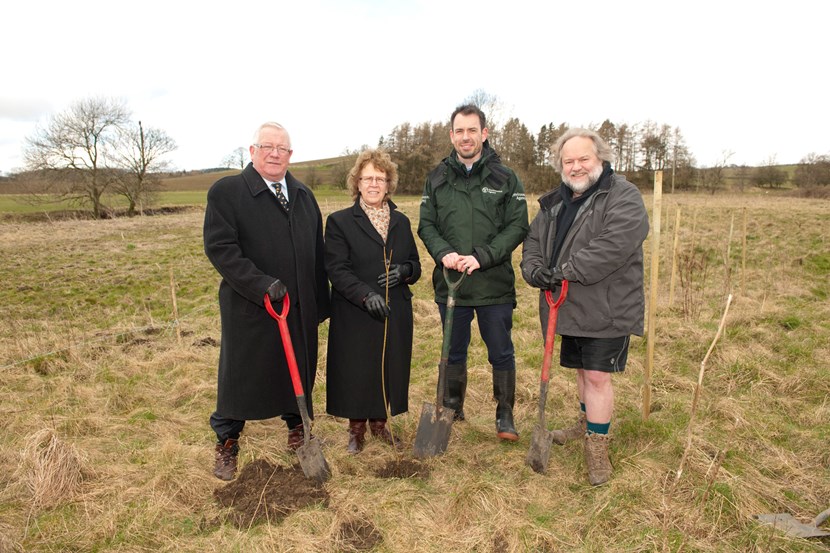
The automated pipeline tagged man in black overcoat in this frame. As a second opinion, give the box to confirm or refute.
[203,122,330,480]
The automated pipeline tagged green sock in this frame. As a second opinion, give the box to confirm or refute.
[586,421,610,435]
[580,402,586,414]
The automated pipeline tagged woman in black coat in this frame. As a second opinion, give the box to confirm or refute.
[325,149,421,453]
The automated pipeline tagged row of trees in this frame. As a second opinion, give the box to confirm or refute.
[21,97,177,217]
[353,116,696,195]
[330,91,829,195]
[373,120,830,195]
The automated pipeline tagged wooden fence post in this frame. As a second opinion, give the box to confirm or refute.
[170,269,182,345]
[644,171,662,420]
[668,205,681,307]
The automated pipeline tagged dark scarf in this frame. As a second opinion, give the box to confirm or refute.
[550,163,613,267]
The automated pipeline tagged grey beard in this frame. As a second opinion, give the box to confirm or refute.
[563,164,603,194]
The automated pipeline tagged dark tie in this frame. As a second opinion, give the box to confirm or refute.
[273,183,289,211]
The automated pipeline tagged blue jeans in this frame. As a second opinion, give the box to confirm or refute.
[437,302,515,371]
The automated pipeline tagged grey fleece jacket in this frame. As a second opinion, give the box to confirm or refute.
[520,173,649,338]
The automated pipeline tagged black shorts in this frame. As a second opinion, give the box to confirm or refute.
[560,335,630,373]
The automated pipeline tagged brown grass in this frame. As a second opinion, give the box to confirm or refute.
[0,191,828,552]
[17,429,85,512]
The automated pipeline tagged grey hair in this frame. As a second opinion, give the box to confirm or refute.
[253,122,291,148]
[551,128,614,174]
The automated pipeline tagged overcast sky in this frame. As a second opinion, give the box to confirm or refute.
[1,0,827,175]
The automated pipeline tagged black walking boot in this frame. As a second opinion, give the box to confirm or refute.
[493,369,519,442]
[442,363,467,421]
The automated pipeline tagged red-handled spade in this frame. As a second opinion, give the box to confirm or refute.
[526,281,569,474]
[264,293,331,484]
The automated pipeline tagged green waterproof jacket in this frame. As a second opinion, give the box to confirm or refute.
[418,142,529,306]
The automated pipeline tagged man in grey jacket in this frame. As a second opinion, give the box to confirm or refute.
[520,128,648,485]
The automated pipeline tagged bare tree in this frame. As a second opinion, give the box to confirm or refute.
[753,155,787,188]
[617,123,638,173]
[331,148,360,190]
[114,121,177,216]
[24,97,130,218]
[670,126,690,192]
[221,147,248,169]
[794,152,830,187]
[732,165,751,192]
[701,151,734,194]
[462,89,506,147]
[305,166,321,189]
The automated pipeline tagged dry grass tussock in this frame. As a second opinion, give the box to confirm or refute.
[0,193,828,552]
[15,429,86,512]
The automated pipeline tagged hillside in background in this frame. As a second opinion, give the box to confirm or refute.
[152,157,353,193]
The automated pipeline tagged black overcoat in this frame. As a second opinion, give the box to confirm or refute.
[204,163,330,421]
[324,199,421,419]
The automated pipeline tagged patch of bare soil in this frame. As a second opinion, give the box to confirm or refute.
[374,458,430,479]
[213,458,329,528]
[491,531,509,553]
[193,336,219,347]
[337,518,384,551]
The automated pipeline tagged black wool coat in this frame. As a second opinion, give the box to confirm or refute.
[324,199,421,419]
[204,163,330,421]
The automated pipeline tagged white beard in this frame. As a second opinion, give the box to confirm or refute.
[563,163,604,194]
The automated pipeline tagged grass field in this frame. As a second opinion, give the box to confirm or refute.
[0,178,349,217]
[1,191,828,552]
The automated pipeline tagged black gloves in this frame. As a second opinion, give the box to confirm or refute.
[364,292,390,321]
[377,263,412,289]
[267,279,287,301]
[529,266,564,289]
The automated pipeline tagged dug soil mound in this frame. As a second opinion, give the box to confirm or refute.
[213,458,329,528]
[374,458,430,479]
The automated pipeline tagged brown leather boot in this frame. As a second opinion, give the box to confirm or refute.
[369,419,402,449]
[348,419,367,454]
[213,439,239,481]
[584,433,613,486]
[551,412,587,445]
[287,424,304,451]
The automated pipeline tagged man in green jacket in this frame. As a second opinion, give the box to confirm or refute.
[418,104,529,441]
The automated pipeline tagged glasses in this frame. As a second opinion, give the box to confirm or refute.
[254,144,292,156]
[359,176,388,185]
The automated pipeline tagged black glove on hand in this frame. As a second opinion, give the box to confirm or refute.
[549,266,565,288]
[364,292,390,321]
[530,267,564,289]
[529,267,553,289]
[377,263,412,289]
[267,279,287,302]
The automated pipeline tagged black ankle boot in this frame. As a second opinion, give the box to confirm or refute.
[442,363,467,421]
[493,369,518,441]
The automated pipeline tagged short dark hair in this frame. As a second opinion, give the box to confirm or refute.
[451,104,486,130]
